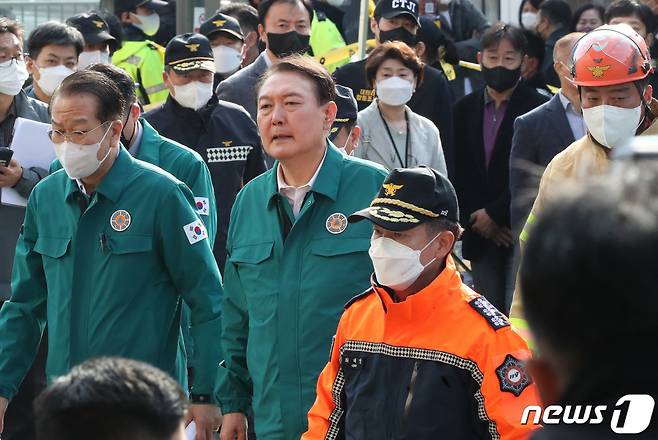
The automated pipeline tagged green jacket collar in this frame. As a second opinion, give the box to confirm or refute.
[266,141,343,208]
[135,118,162,166]
[65,146,134,204]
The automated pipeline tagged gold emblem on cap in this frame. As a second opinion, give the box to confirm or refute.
[587,65,610,78]
[213,19,227,27]
[222,140,233,147]
[93,20,105,28]
[185,43,200,52]
[382,183,404,196]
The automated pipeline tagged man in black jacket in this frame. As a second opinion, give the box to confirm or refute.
[453,24,547,315]
[145,33,266,271]
[333,0,455,177]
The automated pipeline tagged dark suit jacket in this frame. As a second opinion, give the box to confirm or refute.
[509,93,575,234]
[454,83,548,260]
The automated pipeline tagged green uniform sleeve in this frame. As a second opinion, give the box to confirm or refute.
[187,160,218,247]
[0,196,47,400]
[156,182,223,400]
[214,252,252,414]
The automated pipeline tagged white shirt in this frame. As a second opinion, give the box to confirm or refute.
[558,91,586,140]
[276,148,327,218]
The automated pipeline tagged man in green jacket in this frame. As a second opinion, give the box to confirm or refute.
[218,56,387,440]
[0,71,222,440]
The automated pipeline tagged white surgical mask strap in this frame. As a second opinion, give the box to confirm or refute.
[418,231,441,267]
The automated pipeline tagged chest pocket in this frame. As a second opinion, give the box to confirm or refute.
[34,237,71,259]
[229,241,276,326]
[310,237,370,258]
[108,235,153,255]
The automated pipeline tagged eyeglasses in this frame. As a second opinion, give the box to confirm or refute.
[47,121,111,144]
[0,55,25,68]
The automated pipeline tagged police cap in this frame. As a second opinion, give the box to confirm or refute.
[349,166,459,231]
[165,33,215,73]
[67,12,116,46]
[329,85,358,141]
[200,13,244,42]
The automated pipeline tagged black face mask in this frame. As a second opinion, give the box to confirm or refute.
[481,65,521,92]
[267,31,310,57]
[379,27,416,47]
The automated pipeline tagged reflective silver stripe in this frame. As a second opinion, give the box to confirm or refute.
[144,83,167,95]
[125,55,141,65]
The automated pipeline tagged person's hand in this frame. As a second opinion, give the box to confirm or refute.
[0,159,23,188]
[0,396,9,434]
[219,412,247,440]
[185,404,222,440]
[491,227,514,248]
[470,209,496,239]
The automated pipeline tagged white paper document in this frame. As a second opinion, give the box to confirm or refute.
[1,117,54,207]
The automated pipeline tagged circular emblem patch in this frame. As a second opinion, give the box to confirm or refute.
[495,354,532,397]
[110,210,131,232]
[326,213,348,235]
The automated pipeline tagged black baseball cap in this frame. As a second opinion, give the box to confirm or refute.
[114,0,168,13]
[200,13,244,42]
[67,12,116,46]
[330,85,358,141]
[165,33,215,73]
[374,0,420,27]
[349,166,459,231]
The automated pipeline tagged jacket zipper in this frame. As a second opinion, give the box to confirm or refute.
[402,361,420,428]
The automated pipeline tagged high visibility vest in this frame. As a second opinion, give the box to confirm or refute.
[310,11,347,73]
[112,40,168,105]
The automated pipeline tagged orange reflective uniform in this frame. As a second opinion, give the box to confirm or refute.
[303,257,540,440]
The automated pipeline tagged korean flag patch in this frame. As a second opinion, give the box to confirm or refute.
[194,197,210,216]
[183,220,208,244]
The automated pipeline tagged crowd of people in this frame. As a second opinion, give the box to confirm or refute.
[0,0,657,438]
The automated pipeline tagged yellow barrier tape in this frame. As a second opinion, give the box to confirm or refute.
[315,39,377,70]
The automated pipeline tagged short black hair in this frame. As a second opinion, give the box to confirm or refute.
[523,29,544,64]
[605,0,654,33]
[538,0,572,28]
[427,217,463,243]
[518,0,544,30]
[258,54,336,104]
[481,23,528,55]
[52,70,126,122]
[221,2,259,34]
[520,163,658,397]
[86,63,136,117]
[571,3,604,32]
[257,0,313,26]
[0,16,23,40]
[35,357,187,440]
[27,21,85,59]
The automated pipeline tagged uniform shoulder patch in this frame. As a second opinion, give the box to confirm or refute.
[468,296,510,330]
[496,354,533,397]
[344,287,374,310]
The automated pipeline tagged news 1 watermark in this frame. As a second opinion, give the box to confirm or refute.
[521,394,655,434]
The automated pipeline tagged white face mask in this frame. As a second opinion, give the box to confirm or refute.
[78,50,110,69]
[0,59,29,96]
[213,45,242,75]
[53,124,113,179]
[582,104,643,148]
[369,233,440,291]
[376,76,414,106]
[173,81,214,110]
[36,64,76,97]
[521,12,538,29]
[131,11,160,36]
[337,128,353,156]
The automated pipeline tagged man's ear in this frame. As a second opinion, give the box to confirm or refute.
[526,358,563,406]
[130,102,141,120]
[476,51,482,65]
[350,125,361,144]
[245,31,258,51]
[436,230,455,260]
[370,17,379,39]
[162,70,173,93]
[415,41,427,60]
[645,84,653,103]
[258,24,268,47]
[119,11,132,24]
[26,56,38,77]
[323,101,338,131]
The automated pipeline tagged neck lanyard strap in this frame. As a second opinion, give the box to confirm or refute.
[378,104,409,168]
